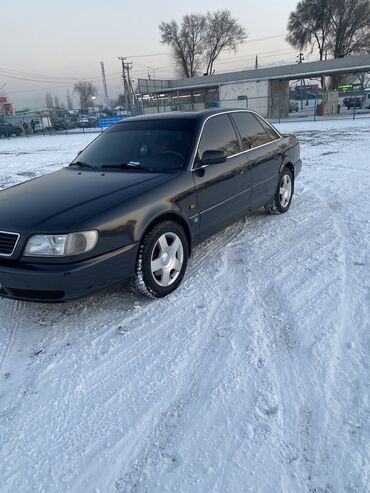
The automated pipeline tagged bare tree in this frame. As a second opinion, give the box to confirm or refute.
[345,71,370,89]
[287,0,370,60]
[183,14,207,77]
[357,72,370,89]
[73,81,97,110]
[45,93,54,108]
[159,10,246,78]
[54,96,60,108]
[286,0,331,61]
[329,0,370,58]
[204,10,247,76]
[159,14,206,78]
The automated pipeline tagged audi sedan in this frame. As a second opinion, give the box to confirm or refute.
[0,109,301,302]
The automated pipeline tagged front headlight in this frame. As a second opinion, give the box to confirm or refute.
[24,231,98,257]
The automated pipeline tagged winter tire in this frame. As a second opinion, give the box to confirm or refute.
[265,167,294,214]
[131,221,189,298]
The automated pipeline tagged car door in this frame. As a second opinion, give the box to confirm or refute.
[192,113,252,240]
[230,112,283,210]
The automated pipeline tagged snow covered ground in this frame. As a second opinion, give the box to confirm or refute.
[0,120,369,492]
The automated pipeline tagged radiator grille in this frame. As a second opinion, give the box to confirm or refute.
[0,231,19,256]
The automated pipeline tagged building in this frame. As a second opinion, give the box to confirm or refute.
[136,54,370,119]
[0,96,13,117]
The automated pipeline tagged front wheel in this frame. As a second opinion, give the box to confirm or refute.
[131,221,189,298]
[265,168,294,214]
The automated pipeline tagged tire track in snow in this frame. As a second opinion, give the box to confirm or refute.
[69,221,245,398]
[0,300,24,374]
[0,221,245,492]
[112,240,244,493]
[305,191,367,491]
[225,188,349,491]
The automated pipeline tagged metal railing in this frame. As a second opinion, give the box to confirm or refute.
[136,89,370,124]
[1,89,369,140]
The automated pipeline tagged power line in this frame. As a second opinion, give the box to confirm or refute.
[129,49,299,79]
[247,33,286,43]
[6,52,302,95]
[0,66,76,81]
[8,84,72,94]
[126,33,286,58]
[0,35,291,86]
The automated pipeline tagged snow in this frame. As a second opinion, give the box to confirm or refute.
[0,120,370,492]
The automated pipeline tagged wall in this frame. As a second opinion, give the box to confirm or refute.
[269,80,290,118]
[219,81,269,115]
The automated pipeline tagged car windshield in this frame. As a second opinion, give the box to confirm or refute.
[72,118,197,172]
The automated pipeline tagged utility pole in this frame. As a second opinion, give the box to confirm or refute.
[255,55,258,69]
[118,57,135,114]
[297,52,305,110]
[126,62,136,110]
[100,61,110,108]
[147,66,156,80]
[66,89,73,110]
[0,82,7,97]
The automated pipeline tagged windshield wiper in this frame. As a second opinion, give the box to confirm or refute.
[101,162,150,171]
[69,161,95,169]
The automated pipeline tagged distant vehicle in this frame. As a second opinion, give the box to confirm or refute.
[0,120,22,137]
[0,109,302,301]
[32,119,43,132]
[364,90,370,109]
[52,119,67,131]
[52,119,75,131]
[343,96,364,109]
[78,117,97,128]
[77,118,91,128]
[293,91,317,100]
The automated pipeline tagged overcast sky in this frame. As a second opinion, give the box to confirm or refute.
[1,0,308,108]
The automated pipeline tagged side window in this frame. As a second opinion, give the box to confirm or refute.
[254,114,280,142]
[197,114,240,160]
[232,112,278,151]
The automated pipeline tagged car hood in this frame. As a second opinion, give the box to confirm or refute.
[0,167,177,233]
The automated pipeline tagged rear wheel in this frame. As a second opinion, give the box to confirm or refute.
[265,167,294,214]
[131,221,189,298]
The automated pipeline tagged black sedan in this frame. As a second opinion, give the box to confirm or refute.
[0,109,302,302]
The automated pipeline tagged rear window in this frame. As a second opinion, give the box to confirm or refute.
[74,118,197,171]
[231,112,279,151]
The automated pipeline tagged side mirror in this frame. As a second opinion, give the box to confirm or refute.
[77,150,82,156]
[200,149,227,166]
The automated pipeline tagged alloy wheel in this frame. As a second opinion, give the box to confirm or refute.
[279,174,292,208]
[150,232,184,287]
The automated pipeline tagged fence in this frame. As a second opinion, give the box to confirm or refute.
[137,89,370,124]
[1,89,370,140]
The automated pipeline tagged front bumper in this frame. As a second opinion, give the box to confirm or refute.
[0,243,138,302]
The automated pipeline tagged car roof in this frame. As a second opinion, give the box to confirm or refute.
[116,109,254,125]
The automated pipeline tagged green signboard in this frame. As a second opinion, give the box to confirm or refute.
[337,83,362,91]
